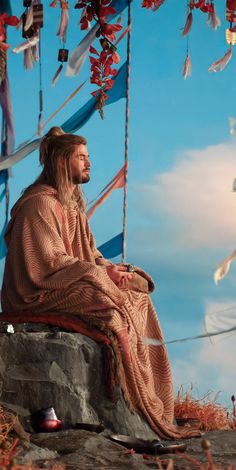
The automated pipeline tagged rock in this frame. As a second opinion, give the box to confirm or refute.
[28,429,236,469]
[30,429,150,469]
[0,330,157,438]
[14,440,58,466]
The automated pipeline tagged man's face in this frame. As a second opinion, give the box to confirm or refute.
[70,144,91,184]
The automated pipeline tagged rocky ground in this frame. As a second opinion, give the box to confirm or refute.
[0,325,235,469]
[12,428,236,469]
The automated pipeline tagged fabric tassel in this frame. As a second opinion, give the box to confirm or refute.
[208,45,233,72]
[57,5,69,43]
[16,16,23,31]
[24,48,33,69]
[51,63,63,85]
[152,0,165,11]
[86,163,127,219]
[182,11,193,37]
[0,76,15,149]
[12,33,39,54]
[37,112,43,136]
[182,51,192,79]
[207,8,221,31]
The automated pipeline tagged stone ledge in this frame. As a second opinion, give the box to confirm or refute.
[0,330,157,439]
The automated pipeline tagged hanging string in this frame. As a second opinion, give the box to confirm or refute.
[122,0,131,263]
[37,29,43,136]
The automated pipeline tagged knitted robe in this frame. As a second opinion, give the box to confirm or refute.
[1,184,200,439]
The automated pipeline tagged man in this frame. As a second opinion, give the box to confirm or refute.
[1,127,200,440]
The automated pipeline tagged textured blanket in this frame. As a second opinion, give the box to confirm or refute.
[1,185,201,439]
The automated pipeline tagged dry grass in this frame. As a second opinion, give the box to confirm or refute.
[0,405,64,469]
[174,386,236,431]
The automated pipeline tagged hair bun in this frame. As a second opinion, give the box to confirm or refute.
[45,126,65,139]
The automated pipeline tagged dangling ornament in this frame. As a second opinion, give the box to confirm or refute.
[33,3,44,29]
[182,50,192,78]
[57,1,69,43]
[226,0,236,22]
[23,0,32,7]
[182,0,221,36]
[209,0,236,72]
[0,48,6,84]
[52,48,69,85]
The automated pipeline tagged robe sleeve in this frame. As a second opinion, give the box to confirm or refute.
[85,214,112,266]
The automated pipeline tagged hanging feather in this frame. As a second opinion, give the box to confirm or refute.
[208,45,233,72]
[24,48,33,69]
[31,43,39,62]
[213,250,236,284]
[24,2,34,32]
[56,4,69,43]
[229,116,236,135]
[182,51,192,78]
[37,112,43,136]
[182,11,193,36]
[207,8,221,30]
[51,63,63,85]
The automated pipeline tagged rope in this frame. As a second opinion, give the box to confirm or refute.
[143,326,236,347]
[122,0,131,263]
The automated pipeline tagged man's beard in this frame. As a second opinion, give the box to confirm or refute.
[72,173,90,184]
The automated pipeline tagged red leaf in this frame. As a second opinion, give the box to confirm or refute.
[5,15,19,26]
[112,51,120,64]
[89,45,99,55]
[100,50,109,61]
[104,78,114,90]
[90,77,102,86]
[80,18,89,30]
[89,56,99,65]
[91,90,99,97]
[111,23,123,32]
[99,6,116,16]
[104,66,111,77]
[110,68,118,76]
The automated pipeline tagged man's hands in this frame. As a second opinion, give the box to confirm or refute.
[106,264,133,288]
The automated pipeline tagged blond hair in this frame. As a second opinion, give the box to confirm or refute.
[25,127,87,209]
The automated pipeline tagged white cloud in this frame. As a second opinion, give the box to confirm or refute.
[139,142,236,248]
[172,299,236,401]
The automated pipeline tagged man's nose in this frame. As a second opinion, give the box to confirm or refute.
[85,159,91,168]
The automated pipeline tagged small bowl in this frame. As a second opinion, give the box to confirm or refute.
[176,417,201,429]
[35,419,62,432]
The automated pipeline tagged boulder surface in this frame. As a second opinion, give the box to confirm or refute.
[0,325,157,438]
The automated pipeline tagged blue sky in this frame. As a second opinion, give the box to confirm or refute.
[1,0,236,406]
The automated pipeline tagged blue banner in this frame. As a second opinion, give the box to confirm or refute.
[0,61,128,171]
[98,232,123,259]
